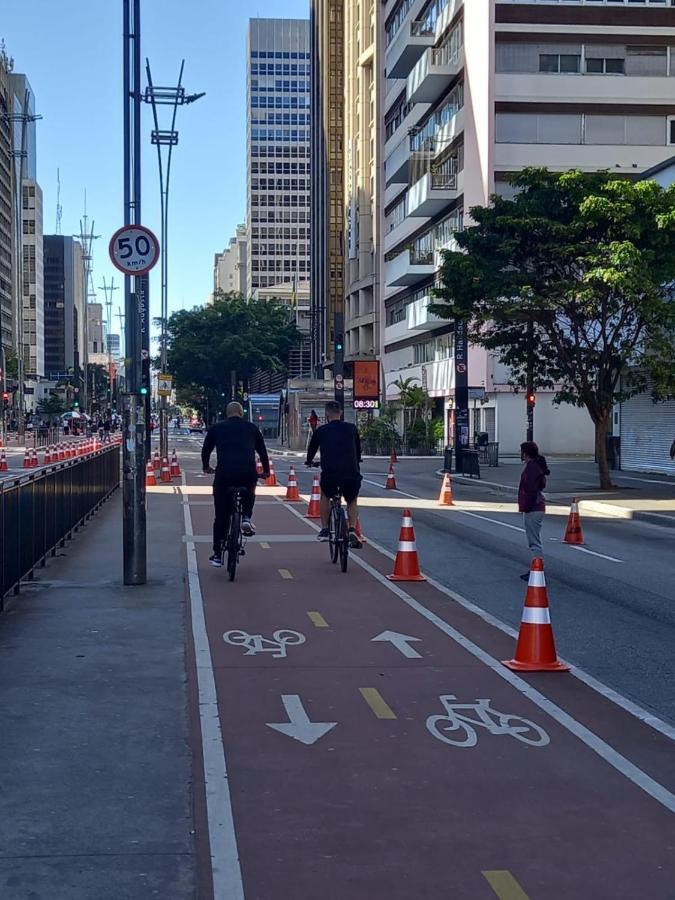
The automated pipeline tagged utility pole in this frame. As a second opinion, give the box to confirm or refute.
[74,205,100,414]
[454,319,469,474]
[2,86,41,438]
[121,0,146,584]
[143,60,204,460]
[526,315,535,443]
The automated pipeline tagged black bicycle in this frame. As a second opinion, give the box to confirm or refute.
[328,489,350,573]
[307,463,349,572]
[221,486,248,582]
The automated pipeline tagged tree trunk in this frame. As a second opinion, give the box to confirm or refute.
[594,414,614,490]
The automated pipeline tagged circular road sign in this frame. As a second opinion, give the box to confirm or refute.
[109,225,160,276]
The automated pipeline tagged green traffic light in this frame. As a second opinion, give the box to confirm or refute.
[140,387,148,396]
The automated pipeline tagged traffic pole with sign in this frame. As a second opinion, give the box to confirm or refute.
[454,319,470,474]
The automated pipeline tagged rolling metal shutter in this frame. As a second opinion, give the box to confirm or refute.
[620,389,675,475]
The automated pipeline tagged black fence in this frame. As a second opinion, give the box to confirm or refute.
[361,438,445,457]
[0,443,120,608]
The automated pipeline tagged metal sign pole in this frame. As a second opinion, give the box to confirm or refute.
[121,0,147,585]
[454,319,469,474]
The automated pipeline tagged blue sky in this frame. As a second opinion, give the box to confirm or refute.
[2,0,309,343]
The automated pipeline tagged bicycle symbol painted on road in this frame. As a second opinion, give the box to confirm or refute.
[223,629,306,659]
[426,695,550,748]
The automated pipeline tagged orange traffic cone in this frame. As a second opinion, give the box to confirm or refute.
[563,497,585,545]
[390,448,398,464]
[44,447,52,464]
[160,457,172,483]
[22,449,31,468]
[385,464,397,490]
[503,558,570,673]
[256,456,264,476]
[30,448,39,468]
[284,465,301,502]
[388,509,426,582]
[438,472,454,506]
[145,461,157,487]
[306,473,321,519]
[170,449,181,478]
[152,450,161,471]
[0,449,8,472]
[58,443,65,461]
[265,458,278,487]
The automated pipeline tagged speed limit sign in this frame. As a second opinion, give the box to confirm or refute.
[109,225,160,276]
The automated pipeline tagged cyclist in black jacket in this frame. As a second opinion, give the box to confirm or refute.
[201,402,270,567]
[305,400,363,548]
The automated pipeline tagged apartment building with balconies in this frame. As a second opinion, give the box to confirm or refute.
[380,0,675,454]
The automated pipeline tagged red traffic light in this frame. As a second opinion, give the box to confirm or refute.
[2,392,8,401]
[527,392,536,407]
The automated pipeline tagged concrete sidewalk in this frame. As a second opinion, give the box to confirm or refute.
[0,487,195,899]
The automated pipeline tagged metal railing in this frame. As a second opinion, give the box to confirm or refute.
[361,438,445,457]
[0,442,121,607]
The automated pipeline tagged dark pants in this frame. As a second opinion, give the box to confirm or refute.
[213,478,257,554]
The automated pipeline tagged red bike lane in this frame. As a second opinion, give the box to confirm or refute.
[183,481,675,900]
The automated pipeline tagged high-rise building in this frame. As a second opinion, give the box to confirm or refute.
[246,19,311,301]
[87,302,107,363]
[380,0,675,453]
[310,0,344,376]
[9,72,43,379]
[343,0,382,364]
[43,236,84,381]
[213,224,248,298]
[0,49,13,353]
[107,333,121,362]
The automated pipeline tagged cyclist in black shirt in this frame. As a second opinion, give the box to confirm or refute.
[202,402,270,567]
[305,400,363,548]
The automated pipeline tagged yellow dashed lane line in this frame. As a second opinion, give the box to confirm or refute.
[278,568,293,580]
[482,871,531,900]
[307,611,329,628]
[359,687,397,720]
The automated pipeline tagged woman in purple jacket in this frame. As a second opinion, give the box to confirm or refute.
[518,441,550,580]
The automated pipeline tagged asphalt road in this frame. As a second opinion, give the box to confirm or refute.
[255,451,675,728]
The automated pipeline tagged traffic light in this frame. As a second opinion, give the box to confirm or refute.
[2,391,8,410]
[73,400,79,409]
[140,386,148,396]
[527,392,536,408]
[335,333,344,354]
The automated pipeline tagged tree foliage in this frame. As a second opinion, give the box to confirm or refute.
[37,395,66,416]
[432,168,675,487]
[165,292,302,422]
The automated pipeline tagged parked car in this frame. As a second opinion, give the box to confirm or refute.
[188,418,204,434]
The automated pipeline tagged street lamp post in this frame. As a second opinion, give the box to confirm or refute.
[143,61,204,461]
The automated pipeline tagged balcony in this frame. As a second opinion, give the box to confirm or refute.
[407,45,464,105]
[407,294,445,331]
[407,164,463,217]
[385,249,436,288]
[384,318,414,345]
[496,73,675,107]
[385,15,436,80]
[385,135,411,186]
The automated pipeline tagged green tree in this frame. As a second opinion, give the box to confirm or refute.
[165,292,302,423]
[37,395,66,416]
[432,168,675,488]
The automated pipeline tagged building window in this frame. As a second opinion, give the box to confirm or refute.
[586,56,625,75]
[539,53,580,74]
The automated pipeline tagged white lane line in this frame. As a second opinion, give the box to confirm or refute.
[362,477,418,499]
[618,475,675,486]
[570,545,623,564]
[363,479,624,562]
[349,552,675,814]
[279,498,675,746]
[182,475,245,900]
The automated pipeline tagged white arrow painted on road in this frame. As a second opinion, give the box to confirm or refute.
[266,695,337,746]
[371,630,422,659]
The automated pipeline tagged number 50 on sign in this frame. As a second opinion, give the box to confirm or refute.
[109,225,160,276]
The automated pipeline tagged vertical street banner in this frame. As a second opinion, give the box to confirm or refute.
[353,360,380,410]
[454,319,469,468]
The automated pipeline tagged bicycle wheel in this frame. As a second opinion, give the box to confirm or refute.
[227,508,241,582]
[328,503,340,564]
[426,715,477,748]
[339,508,349,573]
[499,715,550,747]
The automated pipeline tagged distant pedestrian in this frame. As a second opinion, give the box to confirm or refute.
[103,418,111,442]
[518,441,550,581]
[308,409,319,433]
